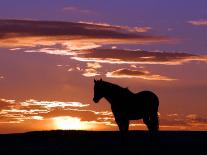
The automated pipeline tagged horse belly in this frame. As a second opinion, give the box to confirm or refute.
[127,111,143,120]
[126,103,144,120]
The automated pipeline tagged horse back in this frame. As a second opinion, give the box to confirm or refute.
[111,90,159,120]
[125,91,159,119]
[135,91,158,103]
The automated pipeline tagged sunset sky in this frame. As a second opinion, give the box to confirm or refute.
[0,0,207,133]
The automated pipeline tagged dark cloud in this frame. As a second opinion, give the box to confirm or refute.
[0,19,169,47]
[72,48,207,65]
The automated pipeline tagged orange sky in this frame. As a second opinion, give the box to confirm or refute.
[0,19,207,133]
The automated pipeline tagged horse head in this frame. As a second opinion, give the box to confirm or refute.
[93,78,104,103]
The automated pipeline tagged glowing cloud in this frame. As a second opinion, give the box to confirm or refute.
[106,68,176,81]
[0,98,113,126]
[82,62,102,77]
[82,69,100,77]
[0,99,89,123]
[86,62,102,69]
[1,98,207,130]
[0,98,15,104]
[20,99,90,108]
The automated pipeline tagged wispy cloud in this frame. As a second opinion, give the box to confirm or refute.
[62,6,93,14]
[188,19,207,26]
[106,68,176,81]
[24,47,76,56]
[79,21,152,33]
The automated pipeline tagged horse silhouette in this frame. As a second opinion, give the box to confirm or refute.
[93,79,159,142]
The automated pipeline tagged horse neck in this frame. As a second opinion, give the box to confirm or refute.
[102,82,127,104]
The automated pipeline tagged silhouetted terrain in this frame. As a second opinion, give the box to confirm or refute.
[0,130,206,155]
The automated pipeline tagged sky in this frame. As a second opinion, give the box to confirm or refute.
[0,0,207,133]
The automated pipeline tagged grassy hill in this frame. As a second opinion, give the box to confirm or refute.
[0,130,206,155]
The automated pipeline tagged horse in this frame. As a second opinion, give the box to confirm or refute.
[93,79,159,142]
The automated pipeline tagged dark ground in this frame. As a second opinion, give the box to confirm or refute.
[0,130,206,155]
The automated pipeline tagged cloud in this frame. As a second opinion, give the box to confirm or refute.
[188,19,207,26]
[72,48,207,65]
[106,68,176,81]
[24,47,76,56]
[160,113,207,130]
[9,47,22,51]
[1,98,207,130]
[21,99,90,108]
[0,98,89,123]
[0,98,15,107]
[0,75,4,79]
[0,98,113,125]
[82,62,102,77]
[82,69,100,77]
[79,21,152,33]
[129,27,152,33]
[0,19,169,49]
[186,114,207,123]
[86,62,102,69]
[62,6,93,14]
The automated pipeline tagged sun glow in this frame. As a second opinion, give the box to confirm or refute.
[53,116,85,130]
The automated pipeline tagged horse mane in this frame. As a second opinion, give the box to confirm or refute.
[102,80,133,96]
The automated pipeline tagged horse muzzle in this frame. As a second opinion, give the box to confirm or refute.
[93,98,99,103]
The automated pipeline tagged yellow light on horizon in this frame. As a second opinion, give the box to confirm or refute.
[53,116,84,130]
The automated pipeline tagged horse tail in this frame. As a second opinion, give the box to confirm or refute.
[150,96,159,132]
[151,111,159,131]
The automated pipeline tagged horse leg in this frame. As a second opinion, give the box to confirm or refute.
[143,115,156,141]
[143,116,151,131]
[144,105,159,131]
[144,112,159,141]
[149,112,159,141]
[116,118,129,146]
[149,112,159,132]
[121,120,129,144]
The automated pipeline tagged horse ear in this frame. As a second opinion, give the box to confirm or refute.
[100,78,102,82]
[94,79,97,83]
